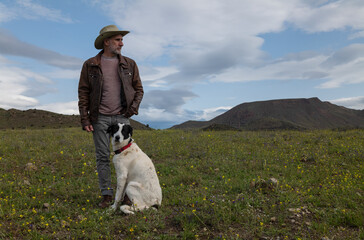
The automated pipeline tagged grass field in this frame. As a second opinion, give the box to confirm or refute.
[0,128,363,239]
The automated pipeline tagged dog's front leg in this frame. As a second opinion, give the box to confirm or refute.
[111,173,128,211]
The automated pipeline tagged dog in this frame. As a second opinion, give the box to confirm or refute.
[107,123,162,214]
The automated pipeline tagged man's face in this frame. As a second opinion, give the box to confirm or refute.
[105,34,124,55]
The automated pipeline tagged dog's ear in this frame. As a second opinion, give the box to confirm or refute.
[127,124,133,137]
[122,124,133,138]
[107,124,119,135]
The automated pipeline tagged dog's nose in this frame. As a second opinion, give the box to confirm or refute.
[115,136,120,141]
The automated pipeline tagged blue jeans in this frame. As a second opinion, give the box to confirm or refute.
[92,114,130,196]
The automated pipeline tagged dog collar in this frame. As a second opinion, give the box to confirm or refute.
[114,140,133,155]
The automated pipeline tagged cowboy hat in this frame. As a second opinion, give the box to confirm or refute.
[94,25,129,49]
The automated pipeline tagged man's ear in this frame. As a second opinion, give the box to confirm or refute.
[103,37,110,47]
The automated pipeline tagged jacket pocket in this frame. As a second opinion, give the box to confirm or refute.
[89,73,100,81]
[122,68,133,82]
[89,72,101,91]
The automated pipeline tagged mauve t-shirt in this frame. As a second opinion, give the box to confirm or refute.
[99,55,123,115]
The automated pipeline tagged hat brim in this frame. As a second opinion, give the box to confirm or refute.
[94,31,129,49]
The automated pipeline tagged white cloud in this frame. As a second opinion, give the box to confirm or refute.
[35,101,79,115]
[318,44,364,88]
[102,0,364,64]
[0,55,12,64]
[330,96,364,110]
[0,66,43,109]
[0,3,16,23]
[134,105,231,128]
[209,43,364,89]
[290,0,364,33]
[196,106,232,121]
[102,0,291,62]
[0,54,59,109]
[0,0,73,23]
[97,0,364,89]
[349,30,364,40]
[135,107,182,122]
[141,89,198,113]
[140,66,179,88]
[210,53,329,83]
[45,69,80,80]
[88,0,364,126]
[0,29,83,69]
[319,58,364,88]
[322,44,364,67]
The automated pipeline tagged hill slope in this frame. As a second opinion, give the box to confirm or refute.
[172,97,364,130]
[0,108,150,130]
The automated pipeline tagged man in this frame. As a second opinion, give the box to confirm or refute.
[78,25,144,208]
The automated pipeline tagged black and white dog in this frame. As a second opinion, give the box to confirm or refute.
[107,123,162,214]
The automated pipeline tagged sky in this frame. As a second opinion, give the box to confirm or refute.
[0,0,364,129]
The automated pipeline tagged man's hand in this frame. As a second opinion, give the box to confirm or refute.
[85,125,94,132]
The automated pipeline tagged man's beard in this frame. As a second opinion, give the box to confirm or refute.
[109,44,121,55]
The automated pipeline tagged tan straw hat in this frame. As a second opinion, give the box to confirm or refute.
[94,25,129,49]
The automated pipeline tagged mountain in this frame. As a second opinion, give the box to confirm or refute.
[0,108,150,130]
[172,97,364,130]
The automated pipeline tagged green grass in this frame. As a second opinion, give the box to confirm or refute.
[0,128,363,239]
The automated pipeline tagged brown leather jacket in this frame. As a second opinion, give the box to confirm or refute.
[78,51,144,129]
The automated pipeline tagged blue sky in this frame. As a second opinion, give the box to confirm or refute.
[1,0,364,129]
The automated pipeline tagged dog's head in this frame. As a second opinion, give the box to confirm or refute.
[107,123,133,147]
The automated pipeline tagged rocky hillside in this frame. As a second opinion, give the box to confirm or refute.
[0,108,150,130]
[172,98,364,130]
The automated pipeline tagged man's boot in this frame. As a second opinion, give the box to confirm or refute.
[98,195,113,208]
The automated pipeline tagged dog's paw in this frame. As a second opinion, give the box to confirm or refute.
[120,205,135,215]
[104,207,115,215]
[110,204,118,212]
[103,204,117,215]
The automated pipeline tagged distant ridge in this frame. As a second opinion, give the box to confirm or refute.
[0,108,150,130]
[172,97,364,130]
